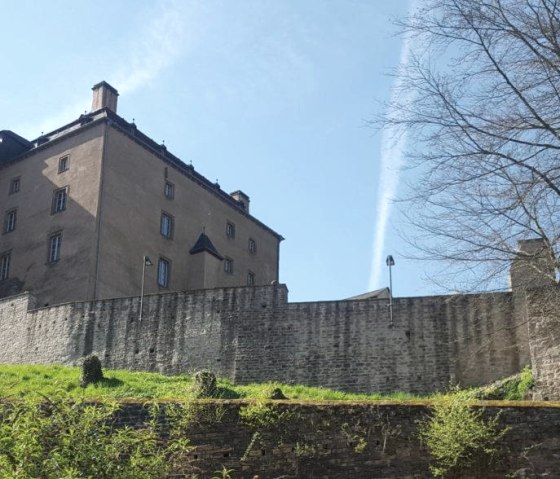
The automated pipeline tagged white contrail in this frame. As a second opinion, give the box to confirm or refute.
[368,0,419,291]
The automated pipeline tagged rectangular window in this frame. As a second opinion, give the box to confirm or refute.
[9,177,20,195]
[0,252,10,280]
[48,232,62,263]
[158,257,170,288]
[160,212,174,239]
[51,187,68,214]
[58,155,69,173]
[226,221,235,239]
[224,257,234,274]
[164,181,174,199]
[4,209,16,233]
[247,271,255,286]
[248,238,257,254]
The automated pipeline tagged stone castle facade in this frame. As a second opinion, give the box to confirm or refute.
[1,83,559,399]
[0,82,282,306]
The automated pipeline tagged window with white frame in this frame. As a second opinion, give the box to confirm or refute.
[164,181,174,199]
[51,187,68,214]
[226,221,235,239]
[9,177,20,195]
[247,270,255,286]
[158,257,170,288]
[248,238,257,254]
[48,232,62,263]
[224,257,233,274]
[58,155,69,173]
[160,212,174,239]
[0,252,10,280]
[4,209,16,233]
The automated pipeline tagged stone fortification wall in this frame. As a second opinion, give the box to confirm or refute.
[234,291,522,394]
[527,286,560,400]
[110,401,560,478]
[0,284,529,394]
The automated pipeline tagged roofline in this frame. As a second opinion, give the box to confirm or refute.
[1,109,285,242]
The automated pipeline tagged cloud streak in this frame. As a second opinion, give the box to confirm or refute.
[368,0,419,291]
[19,0,197,138]
[115,0,198,95]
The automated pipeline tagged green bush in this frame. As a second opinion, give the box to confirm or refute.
[80,355,103,387]
[418,395,508,477]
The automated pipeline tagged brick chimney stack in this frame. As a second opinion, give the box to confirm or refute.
[91,81,119,113]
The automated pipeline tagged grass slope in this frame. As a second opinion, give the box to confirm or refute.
[0,364,419,401]
[0,364,534,402]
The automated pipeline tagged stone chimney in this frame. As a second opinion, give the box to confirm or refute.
[230,190,250,213]
[91,81,119,113]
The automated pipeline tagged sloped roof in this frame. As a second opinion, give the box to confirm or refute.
[346,287,390,300]
[189,232,224,260]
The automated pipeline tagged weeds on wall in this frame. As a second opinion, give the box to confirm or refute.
[239,400,297,460]
[0,396,181,479]
[418,392,508,478]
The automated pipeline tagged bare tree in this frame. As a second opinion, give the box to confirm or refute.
[384,0,560,290]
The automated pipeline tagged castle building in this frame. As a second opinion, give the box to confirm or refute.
[0,82,282,306]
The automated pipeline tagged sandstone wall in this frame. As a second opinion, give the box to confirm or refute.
[527,286,560,400]
[112,401,560,478]
[0,284,530,394]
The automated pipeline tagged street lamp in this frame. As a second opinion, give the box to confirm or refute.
[386,255,395,324]
[139,256,153,321]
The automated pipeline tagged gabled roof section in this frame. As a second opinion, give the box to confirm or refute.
[0,130,32,164]
[190,232,224,260]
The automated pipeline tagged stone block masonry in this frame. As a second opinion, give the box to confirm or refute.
[102,401,560,478]
[0,283,530,394]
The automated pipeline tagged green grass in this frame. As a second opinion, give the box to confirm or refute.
[0,364,421,401]
[0,364,534,402]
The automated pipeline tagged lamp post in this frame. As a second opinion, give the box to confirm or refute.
[386,255,395,324]
[139,256,153,321]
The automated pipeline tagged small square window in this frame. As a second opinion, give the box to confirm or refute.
[0,252,10,280]
[248,238,257,254]
[247,271,255,286]
[164,181,174,199]
[158,257,170,288]
[58,155,69,173]
[48,232,62,263]
[160,212,174,239]
[224,257,234,274]
[4,209,16,233]
[51,187,68,214]
[9,177,20,195]
[226,221,235,239]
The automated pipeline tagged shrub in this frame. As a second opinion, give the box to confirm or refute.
[80,355,103,387]
[418,395,508,477]
[0,397,169,478]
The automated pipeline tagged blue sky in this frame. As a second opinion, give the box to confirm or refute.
[1,0,437,301]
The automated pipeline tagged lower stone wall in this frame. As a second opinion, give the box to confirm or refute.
[528,286,560,400]
[112,401,560,479]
